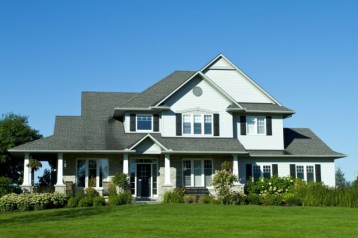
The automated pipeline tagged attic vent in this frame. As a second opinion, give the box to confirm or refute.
[193,86,203,97]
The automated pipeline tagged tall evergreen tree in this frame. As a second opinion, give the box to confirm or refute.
[335,167,348,188]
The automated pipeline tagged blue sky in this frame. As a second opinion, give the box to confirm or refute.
[1,1,357,181]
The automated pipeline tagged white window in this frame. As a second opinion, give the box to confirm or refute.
[182,159,213,187]
[263,165,271,179]
[76,159,109,188]
[247,116,265,135]
[183,114,213,136]
[297,166,304,180]
[306,166,314,182]
[137,115,152,131]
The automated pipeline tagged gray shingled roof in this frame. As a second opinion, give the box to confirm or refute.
[9,116,344,158]
[248,128,345,158]
[117,71,196,108]
[228,103,294,114]
[81,92,138,117]
[10,116,246,153]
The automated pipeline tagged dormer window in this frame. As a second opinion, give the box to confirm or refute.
[129,114,160,132]
[137,115,152,131]
[247,116,265,135]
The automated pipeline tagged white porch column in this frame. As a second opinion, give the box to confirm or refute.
[123,153,129,174]
[22,153,31,186]
[232,155,239,184]
[164,154,171,185]
[55,153,65,186]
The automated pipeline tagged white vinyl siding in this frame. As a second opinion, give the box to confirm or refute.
[162,77,232,137]
[235,115,284,150]
[204,68,274,103]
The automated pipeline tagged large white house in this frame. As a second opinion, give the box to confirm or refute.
[10,54,345,200]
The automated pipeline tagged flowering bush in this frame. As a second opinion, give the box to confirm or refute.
[212,163,238,203]
[0,193,67,212]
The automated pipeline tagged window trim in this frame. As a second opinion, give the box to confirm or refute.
[246,116,266,135]
[136,114,153,132]
[76,158,109,188]
[182,113,213,136]
[182,159,213,188]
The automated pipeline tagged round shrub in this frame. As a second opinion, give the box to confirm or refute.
[78,197,93,207]
[67,197,80,208]
[93,196,105,206]
[183,195,197,204]
[198,195,215,204]
[247,193,260,205]
[118,192,132,205]
[108,196,120,206]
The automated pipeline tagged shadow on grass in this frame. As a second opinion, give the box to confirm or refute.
[0,206,133,225]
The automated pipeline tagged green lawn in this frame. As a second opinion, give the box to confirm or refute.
[0,205,357,238]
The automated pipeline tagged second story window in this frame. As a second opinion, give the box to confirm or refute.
[137,115,152,131]
[247,116,265,135]
[182,114,213,136]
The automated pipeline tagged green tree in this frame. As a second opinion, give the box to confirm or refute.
[0,113,42,183]
[335,167,348,188]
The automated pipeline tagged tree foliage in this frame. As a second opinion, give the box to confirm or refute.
[335,167,349,188]
[0,113,42,183]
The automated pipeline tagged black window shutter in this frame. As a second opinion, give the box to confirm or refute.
[176,113,182,136]
[153,114,159,132]
[246,164,252,181]
[130,114,136,132]
[240,116,246,135]
[272,164,278,176]
[315,164,321,182]
[290,164,296,178]
[266,116,272,136]
[214,114,220,136]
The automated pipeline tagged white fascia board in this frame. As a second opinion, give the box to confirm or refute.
[128,134,169,151]
[226,108,295,115]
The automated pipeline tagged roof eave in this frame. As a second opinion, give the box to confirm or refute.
[9,149,137,154]
[162,151,249,155]
[112,106,171,118]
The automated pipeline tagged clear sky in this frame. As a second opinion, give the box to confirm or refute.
[1,1,357,181]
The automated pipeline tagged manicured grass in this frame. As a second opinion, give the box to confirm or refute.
[0,205,357,237]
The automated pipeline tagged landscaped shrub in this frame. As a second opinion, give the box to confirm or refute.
[162,188,186,204]
[93,196,105,206]
[67,197,80,208]
[84,187,98,198]
[112,173,130,191]
[78,197,93,207]
[183,195,197,203]
[0,193,67,212]
[108,196,120,206]
[118,191,132,205]
[108,182,117,196]
[247,193,260,205]
[212,163,238,203]
[197,195,216,204]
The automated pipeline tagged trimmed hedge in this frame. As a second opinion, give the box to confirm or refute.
[0,193,67,212]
